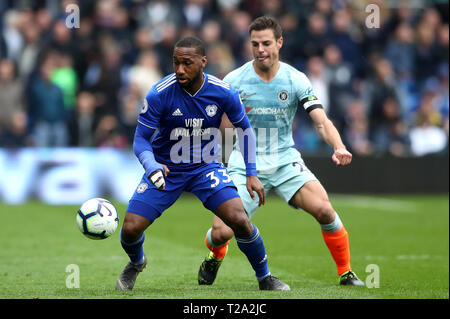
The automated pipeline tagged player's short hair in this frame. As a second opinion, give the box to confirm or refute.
[249,16,283,40]
[174,36,206,56]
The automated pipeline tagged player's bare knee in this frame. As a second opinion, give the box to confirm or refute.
[212,224,234,244]
[314,201,335,224]
[122,219,144,242]
[230,213,253,237]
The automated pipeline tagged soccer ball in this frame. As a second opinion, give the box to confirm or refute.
[76,198,119,240]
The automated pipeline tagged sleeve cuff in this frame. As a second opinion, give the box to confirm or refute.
[245,163,257,176]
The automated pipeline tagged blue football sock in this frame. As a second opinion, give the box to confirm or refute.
[120,229,145,265]
[235,224,270,281]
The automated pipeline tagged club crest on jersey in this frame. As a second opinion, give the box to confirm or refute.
[137,182,148,193]
[278,90,289,102]
[205,104,218,117]
[140,99,149,114]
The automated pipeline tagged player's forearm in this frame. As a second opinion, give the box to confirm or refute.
[133,124,164,177]
[315,119,346,150]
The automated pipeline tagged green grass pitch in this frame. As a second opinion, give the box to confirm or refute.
[0,194,448,299]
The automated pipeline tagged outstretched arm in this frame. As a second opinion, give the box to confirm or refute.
[309,108,352,166]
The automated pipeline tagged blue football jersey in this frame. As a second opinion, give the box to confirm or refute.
[137,73,246,171]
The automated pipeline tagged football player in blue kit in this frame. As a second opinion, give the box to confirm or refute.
[115,37,290,291]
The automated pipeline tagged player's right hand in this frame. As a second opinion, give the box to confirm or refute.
[246,176,265,207]
[149,165,170,190]
[332,148,352,166]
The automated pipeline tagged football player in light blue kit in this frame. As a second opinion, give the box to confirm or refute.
[116,36,289,291]
[198,17,364,287]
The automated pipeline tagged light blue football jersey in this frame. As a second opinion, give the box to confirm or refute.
[224,61,323,172]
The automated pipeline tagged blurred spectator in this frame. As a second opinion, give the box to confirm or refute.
[329,9,362,67]
[127,50,162,99]
[200,19,222,44]
[137,0,183,35]
[365,57,401,139]
[0,59,25,135]
[124,26,155,67]
[298,11,330,66]
[314,0,333,22]
[17,20,42,81]
[201,19,235,78]
[343,99,373,156]
[413,91,444,129]
[420,7,442,34]
[260,0,284,18]
[94,114,128,149]
[371,97,410,156]
[153,22,179,75]
[0,110,32,147]
[46,18,78,59]
[414,21,441,88]
[72,15,97,85]
[421,67,449,125]
[306,55,329,113]
[224,10,252,67]
[2,10,24,61]
[27,52,68,147]
[119,87,141,145]
[34,8,53,36]
[50,52,78,114]
[205,42,235,79]
[181,0,213,31]
[384,22,415,80]
[409,115,447,156]
[68,91,99,147]
[83,34,123,116]
[97,3,134,55]
[278,12,301,67]
[323,44,353,129]
[436,23,449,64]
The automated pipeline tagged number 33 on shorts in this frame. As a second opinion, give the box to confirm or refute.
[206,168,232,188]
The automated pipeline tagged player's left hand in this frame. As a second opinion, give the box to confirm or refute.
[332,148,352,166]
[246,176,265,206]
[149,164,170,190]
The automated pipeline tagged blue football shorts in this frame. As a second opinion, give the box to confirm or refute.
[127,162,239,223]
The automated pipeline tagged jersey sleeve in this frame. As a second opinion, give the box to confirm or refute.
[295,72,324,113]
[134,88,165,177]
[137,88,164,129]
[224,88,246,125]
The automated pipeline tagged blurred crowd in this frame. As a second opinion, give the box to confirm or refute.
[0,0,448,157]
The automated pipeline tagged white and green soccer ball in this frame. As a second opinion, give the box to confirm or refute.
[76,198,119,240]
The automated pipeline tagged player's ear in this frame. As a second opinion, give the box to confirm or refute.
[201,55,207,68]
[277,36,283,50]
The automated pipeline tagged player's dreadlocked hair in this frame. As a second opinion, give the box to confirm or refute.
[174,36,206,56]
[249,16,283,40]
